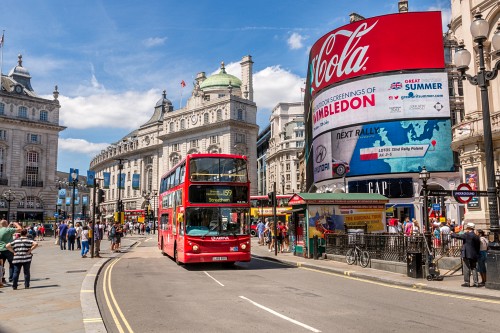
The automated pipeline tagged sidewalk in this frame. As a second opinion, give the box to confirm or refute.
[1,234,498,333]
[251,238,500,301]
[0,233,147,333]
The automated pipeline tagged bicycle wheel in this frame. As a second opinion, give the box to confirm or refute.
[360,250,370,268]
[346,248,356,265]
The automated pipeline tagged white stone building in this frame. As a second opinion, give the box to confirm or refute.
[266,102,305,195]
[449,0,500,229]
[89,56,259,218]
[0,55,65,223]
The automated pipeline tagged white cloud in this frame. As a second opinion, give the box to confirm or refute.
[55,89,160,130]
[287,32,306,50]
[143,37,168,48]
[253,66,304,109]
[59,138,109,155]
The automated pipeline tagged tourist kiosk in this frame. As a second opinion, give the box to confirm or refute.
[288,193,389,258]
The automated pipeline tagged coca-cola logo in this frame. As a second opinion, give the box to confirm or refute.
[310,21,377,96]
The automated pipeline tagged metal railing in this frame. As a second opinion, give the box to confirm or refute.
[21,180,44,187]
[325,233,461,263]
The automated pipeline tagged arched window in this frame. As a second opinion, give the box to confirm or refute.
[237,109,243,120]
[217,109,222,121]
[204,113,209,124]
[180,119,185,130]
[169,122,174,132]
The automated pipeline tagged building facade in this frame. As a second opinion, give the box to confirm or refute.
[89,56,259,220]
[449,0,500,229]
[256,124,271,196]
[0,55,65,224]
[266,102,305,195]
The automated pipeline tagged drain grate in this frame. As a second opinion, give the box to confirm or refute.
[66,270,87,273]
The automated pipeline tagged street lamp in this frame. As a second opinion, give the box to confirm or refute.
[419,166,431,233]
[151,189,158,234]
[115,159,127,225]
[455,12,500,290]
[3,189,15,223]
[69,169,79,228]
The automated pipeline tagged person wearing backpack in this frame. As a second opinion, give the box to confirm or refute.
[109,223,117,252]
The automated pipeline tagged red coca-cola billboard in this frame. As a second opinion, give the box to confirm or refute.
[308,12,444,97]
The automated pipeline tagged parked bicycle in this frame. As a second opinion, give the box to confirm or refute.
[346,244,370,268]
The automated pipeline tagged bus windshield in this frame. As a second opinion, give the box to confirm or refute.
[185,207,249,236]
[189,157,247,182]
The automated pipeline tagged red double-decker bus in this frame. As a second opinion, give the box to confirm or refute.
[157,153,251,265]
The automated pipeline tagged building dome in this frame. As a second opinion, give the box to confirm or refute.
[200,62,242,91]
[8,54,31,78]
[156,90,173,108]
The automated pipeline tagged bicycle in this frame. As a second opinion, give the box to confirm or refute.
[345,244,370,268]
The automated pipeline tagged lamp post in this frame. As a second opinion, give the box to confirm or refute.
[116,159,126,225]
[3,189,15,223]
[152,189,158,234]
[69,169,79,228]
[455,12,500,290]
[419,166,431,233]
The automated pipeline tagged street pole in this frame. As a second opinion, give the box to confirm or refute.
[3,189,15,224]
[91,179,98,259]
[153,189,157,234]
[454,14,500,289]
[116,159,126,225]
[273,182,277,256]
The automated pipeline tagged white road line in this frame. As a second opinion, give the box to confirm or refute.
[204,271,224,286]
[239,296,321,333]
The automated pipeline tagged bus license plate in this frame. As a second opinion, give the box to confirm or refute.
[213,257,227,261]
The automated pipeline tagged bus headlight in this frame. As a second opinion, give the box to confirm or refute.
[192,244,199,251]
[240,243,247,250]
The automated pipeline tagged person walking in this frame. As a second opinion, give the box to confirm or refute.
[75,222,82,250]
[80,225,90,258]
[451,222,480,287]
[257,219,265,245]
[0,220,22,284]
[67,224,76,251]
[59,220,68,250]
[476,229,488,286]
[94,221,103,258]
[6,228,38,290]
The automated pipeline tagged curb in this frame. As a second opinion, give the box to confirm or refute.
[81,240,140,333]
[252,254,500,302]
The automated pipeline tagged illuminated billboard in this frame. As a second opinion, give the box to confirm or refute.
[312,72,450,138]
[313,119,454,182]
[308,12,444,98]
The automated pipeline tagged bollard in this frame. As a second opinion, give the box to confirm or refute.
[313,235,319,260]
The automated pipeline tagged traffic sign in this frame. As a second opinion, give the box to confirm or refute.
[454,183,473,204]
[54,213,59,217]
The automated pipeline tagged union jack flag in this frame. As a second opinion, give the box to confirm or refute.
[389,82,402,90]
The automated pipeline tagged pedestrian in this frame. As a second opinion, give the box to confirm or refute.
[81,225,90,258]
[59,220,68,250]
[404,218,413,236]
[76,222,82,250]
[94,221,103,257]
[440,221,451,253]
[257,219,265,245]
[451,222,480,287]
[109,222,117,252]
[6,228,38,290]
[412,221,420,234]
[0,220,23,284]
[39,224,45,241]
[67,223,76,251]
[476,229,488,286]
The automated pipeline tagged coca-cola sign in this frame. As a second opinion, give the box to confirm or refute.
[308,12,444,97]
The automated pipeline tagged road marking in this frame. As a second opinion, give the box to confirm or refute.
[204,271,224,286]
[239,296,321,332]
[83,318,103,323]
[103,258,135,333]
[300,267,500,304]
[81,289,94,293]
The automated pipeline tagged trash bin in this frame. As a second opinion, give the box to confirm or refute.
[406,252,423,278]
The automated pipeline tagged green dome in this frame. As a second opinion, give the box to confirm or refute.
[200,62,242,90]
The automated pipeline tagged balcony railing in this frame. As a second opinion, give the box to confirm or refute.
[21,180,44,187]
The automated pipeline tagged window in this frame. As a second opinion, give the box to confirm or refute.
[180,119,185,130]
[27,134,41,144]
[0,147,4,178]
[0,103,4,115]
[210,135,218,144]
[0,130,6,141]
[169,122,175,132]
[296,141,304,148]
[216,109,222,121]
[25,151,39,184]
[237,109,243,120]
[172,143,179,151]
[18,106,28,118]
[296,130,304,137]
[127,186,131,198]
[204,95,210,102]
[235,133,245,144]
[204,113,209,124]
[191,139,198,148]
[286,164,290,171]
[286,174,291,181]
[40,110,48,121]
[127,171,131,181]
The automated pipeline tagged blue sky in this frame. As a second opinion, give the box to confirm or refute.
[0,0,451,175]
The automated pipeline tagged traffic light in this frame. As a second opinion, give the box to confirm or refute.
[268,191,275,206]
[98,189,105,204]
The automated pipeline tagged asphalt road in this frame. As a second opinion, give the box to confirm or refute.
[96,237,500,333]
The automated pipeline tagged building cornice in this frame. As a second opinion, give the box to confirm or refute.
[0,115,66,131]
[158,119,258,141]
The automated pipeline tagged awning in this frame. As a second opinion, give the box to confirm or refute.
[284,208,306,213]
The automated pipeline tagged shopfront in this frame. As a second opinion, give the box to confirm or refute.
[288,193,388,258]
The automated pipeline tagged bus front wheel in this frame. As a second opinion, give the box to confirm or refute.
[174,245,182,265]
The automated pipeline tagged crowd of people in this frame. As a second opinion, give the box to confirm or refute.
[255,218,295,254]
[0,218,153,290]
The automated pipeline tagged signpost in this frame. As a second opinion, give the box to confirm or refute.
[427,183,488,203]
